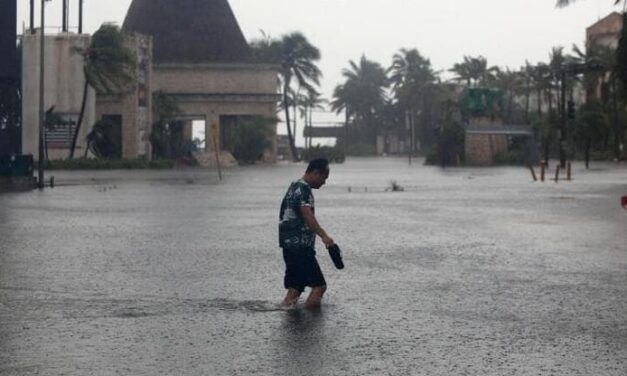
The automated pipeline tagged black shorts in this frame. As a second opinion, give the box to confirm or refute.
[282,247,326,293]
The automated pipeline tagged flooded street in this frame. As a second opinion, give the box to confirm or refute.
[1,158,626,375]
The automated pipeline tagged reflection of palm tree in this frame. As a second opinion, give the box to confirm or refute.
[71,24,136,159]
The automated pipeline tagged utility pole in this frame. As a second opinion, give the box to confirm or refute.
[79,0,84,34]
[62,0,67,32]
[406,111,412,166]
[30,0,35,34]
[559,70,567,169]
[38,0,48,189]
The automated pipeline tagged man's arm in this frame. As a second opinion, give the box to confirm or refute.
[300,206,334,248]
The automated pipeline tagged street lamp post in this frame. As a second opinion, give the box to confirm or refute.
[38,0,50,189]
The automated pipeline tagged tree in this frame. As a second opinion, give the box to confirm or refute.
[300,89,327,150]
[333,55,388,146]
[389,48,438,149]
[573,100,609,168]
[494,68,524,122]
[556,0,623,7]
[251,32,321,161]
[450,56,498,87]
[150,91,182,159]
[70,23,136,159]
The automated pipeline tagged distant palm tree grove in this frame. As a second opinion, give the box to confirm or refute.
[251,9,627,165]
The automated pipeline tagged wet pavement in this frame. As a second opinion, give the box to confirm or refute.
[1,158,626,375]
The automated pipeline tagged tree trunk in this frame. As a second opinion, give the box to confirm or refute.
[525,76,530,124]
[537,88,542,120]
[283,83,298,161]
[585,141,590,169]
[612,77,620,160]
[293,94,298,151]
[70,80,89,159]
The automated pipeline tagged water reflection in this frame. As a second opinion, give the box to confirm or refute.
[275,307,327,375]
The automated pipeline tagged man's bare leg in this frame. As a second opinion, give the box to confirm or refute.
[283,288,301,306]
[305,286,326,309]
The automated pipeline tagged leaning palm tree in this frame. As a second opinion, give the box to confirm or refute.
[252,32,321,161]
[70,23,136,159]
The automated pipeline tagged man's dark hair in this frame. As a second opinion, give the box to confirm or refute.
[306,158,329,173]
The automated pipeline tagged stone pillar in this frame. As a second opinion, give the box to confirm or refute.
[183,120,193,142]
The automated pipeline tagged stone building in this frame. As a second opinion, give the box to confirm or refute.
[587,12,623,49]
[119,0,280,162]
[95,33,153,159]
[586,12,624,101]
[21,32,96,160]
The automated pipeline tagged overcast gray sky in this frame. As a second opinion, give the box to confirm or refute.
[17,0,624,143]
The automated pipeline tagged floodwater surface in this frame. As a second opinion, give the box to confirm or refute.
[1,158,626,375]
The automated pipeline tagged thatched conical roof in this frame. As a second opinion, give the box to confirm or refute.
[123,0,252,64]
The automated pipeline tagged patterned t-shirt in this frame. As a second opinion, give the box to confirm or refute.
[279,179,315,249]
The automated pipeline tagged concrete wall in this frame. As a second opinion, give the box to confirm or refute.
[153,63,278,95]
[95,33,153,159]
[465,134,508,165]
[465,117,508,165]
[153,63,280,162]
[587,12,623,49]
[21,32,96,160]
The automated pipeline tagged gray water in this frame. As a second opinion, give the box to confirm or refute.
[1,158,626,375]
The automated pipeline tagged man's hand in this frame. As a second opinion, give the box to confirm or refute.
[322,235,335,249]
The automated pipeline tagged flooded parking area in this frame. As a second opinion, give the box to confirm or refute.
[1,158,626,375]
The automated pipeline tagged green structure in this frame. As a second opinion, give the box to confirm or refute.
[460,88,505,119]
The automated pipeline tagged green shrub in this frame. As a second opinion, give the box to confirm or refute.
[229,117,273,164]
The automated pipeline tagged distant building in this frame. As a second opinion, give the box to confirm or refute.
[120,0,280,162]
[586,12,624,101]
[587,12,623,49]
[21,32,96,160]
[20,0,280,163]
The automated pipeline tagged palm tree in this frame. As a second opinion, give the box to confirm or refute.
[333,55,388,146]
[300,89,327,150]
[494,68,524,122]
[450,56,498,87]
[389,48,438,149]
[556,0,623,7]
[251,32,321,161]
[70,23,136,159]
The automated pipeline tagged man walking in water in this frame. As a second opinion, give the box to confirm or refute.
[279,158,334,309]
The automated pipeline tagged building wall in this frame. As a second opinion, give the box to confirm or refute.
[95,32,153,159]
[153,63,279,162]
[173,99,277,162]
[465,134,508,165]
[21,33,96,160]
[464,117,508,165]
[153,63,278,95]
[587,12,623,49]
